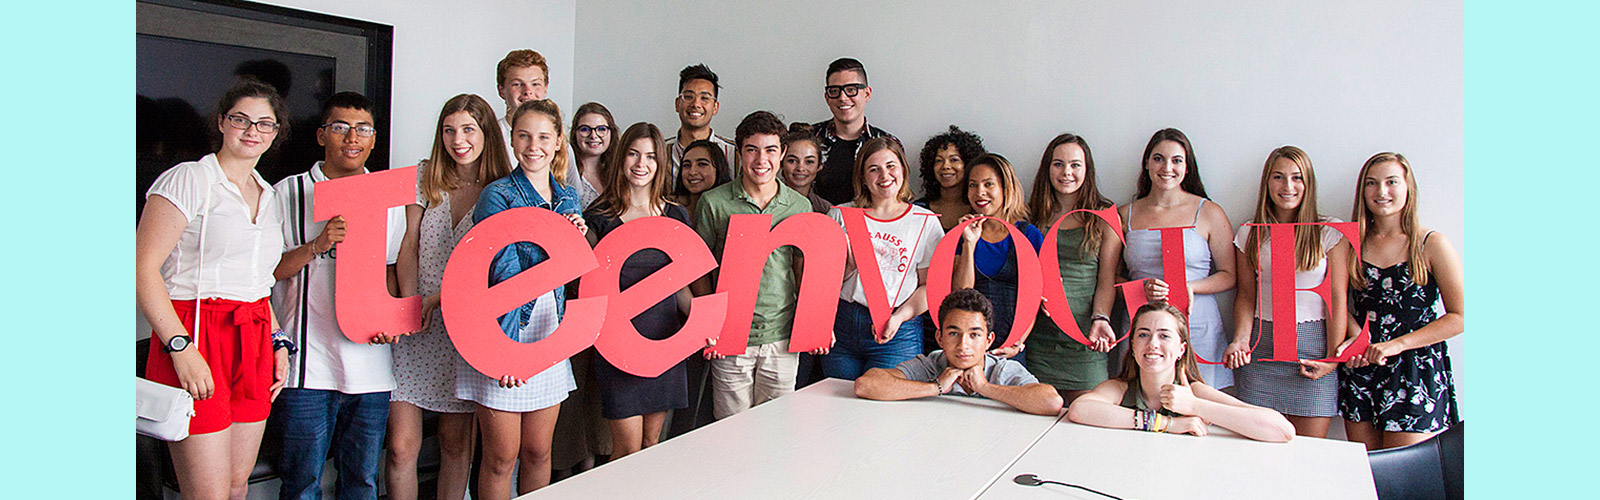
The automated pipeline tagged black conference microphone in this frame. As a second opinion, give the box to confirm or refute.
[1012,474,1125,499]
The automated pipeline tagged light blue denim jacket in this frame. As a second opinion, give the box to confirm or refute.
[473,170,583,339]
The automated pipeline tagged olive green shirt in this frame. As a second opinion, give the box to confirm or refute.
[694,181,810,346]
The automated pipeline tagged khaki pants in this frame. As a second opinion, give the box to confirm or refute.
[710,339,799,419]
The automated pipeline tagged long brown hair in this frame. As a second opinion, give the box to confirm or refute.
[1134,128,1208,199]
[1243,146,1325,272]
[1350,152,1429,288]
[965,153,1030,224]
[420,94,512,208]
[569,102,618,164]
[851,137,915,207]
[1115,302,1205,384]
[1027,133,1113,253]
[592,122,671,218]
[511,99,570,185]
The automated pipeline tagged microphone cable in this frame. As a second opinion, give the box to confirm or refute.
[1013,474,1124,499]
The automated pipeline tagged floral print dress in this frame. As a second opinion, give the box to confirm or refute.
[1339,251,1460,433]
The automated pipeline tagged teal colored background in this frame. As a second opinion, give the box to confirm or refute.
[2,0,1593,497]
[2,1,135,498]
[1466,0,1596,497]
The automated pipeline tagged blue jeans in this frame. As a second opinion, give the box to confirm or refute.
[275,389,389,500]
[822,300,924,380]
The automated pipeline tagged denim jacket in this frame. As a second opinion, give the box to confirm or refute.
[473,170,583,339]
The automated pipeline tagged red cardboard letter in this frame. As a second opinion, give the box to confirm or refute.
[313,166,421,343]
[836,207,941,338]
[710,212,847,355]
[925,216,1043,348]
[440,207,607,381]
[1037,206,1124,346]
[1116,226,1205,362]
[582,216,727,377]
[1250,221,1368,363]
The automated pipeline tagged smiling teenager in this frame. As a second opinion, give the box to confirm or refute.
[811,57,897,205]
[495,49,550,162]
[915,125,987,232]
[582,122,697,459]
[1225,146,1351,438]
[780,129,831,213]
[136,78,291,500]
[1339,152,1464,451]
[665,64,736,178]
[268,91,408,500]
[1023,134,1123,405]
[692,111,811,419]
[822,137,945,380]
[467,99,589,498]
[1067,302,1294,442]
[387,93,512,500]
[953,153,1044,365]
[1120,128,1237,389]
[567,102,617,209]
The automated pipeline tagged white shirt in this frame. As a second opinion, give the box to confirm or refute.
[665,130,736,181]
[829,203,945,308]
[146,154,284,302]
[1232,218,1346,322]
[271,162,407,393]
[500,115,518,166]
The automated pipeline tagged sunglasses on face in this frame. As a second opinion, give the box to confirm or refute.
[824,83,867,99]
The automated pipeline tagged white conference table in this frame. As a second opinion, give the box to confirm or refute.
[522,379,1063,499]
[520,379,1377,500]
[975,422,1377,500]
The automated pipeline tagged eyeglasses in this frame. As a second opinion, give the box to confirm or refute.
[824,83,867,99]
[223,114,280,134]
[576,125,611,135]
[678,91,716,104]
[319,122,377,137]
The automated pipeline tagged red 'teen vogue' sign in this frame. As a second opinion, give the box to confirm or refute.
[317,166,1370,380]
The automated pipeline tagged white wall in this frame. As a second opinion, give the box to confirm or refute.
[258,0,577,167]
[574,0,1467,411]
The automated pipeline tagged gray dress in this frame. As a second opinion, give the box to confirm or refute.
[1123,200,1231,389]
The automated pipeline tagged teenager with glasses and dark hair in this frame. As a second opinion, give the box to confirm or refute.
[811,57,898,205]
[138,78,292,500]
[666,64,736,176]
[568,102,618,209]
[269,90,408,500]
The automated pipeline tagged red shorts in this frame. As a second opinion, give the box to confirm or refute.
[145,298,275,435]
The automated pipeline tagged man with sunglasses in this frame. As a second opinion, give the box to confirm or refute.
[269,91,408,500]
[666,64,736,179]
[810,57,898,205]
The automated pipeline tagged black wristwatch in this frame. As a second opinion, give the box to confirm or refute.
[164,335,194,353]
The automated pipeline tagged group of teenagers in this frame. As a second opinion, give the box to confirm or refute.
[135,49,1465,500]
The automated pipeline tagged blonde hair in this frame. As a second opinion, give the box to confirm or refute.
[420,94,512,208]
[1350,152,1430,288]
[511,99,570,185]
[1027,134,1113,254]
[851,137,916,207]
[965,153,1030,224]
[1244,146,1325,272]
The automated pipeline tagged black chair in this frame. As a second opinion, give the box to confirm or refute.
[1367,422,1464,500]
[137,339,284,500]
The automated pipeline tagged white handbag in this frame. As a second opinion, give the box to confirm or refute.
[136,177,212,442]
[136,377,195,441]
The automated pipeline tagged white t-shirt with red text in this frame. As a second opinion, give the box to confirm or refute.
[828,203,945,308]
